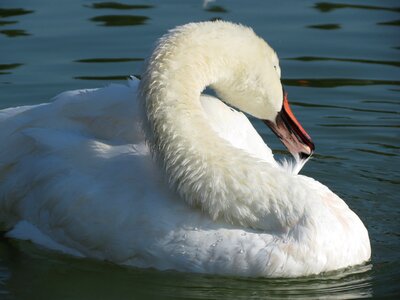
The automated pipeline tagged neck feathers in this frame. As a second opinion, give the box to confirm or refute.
[139,22,297,231]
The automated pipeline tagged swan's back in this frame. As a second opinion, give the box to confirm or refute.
[0,80,142,225]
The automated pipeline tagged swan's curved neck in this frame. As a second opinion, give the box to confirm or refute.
[139,23,296,231]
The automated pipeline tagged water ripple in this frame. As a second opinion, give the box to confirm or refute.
[378,19,400,27]
[366,142,400,150]
[0,20,17,26]
[0,63,23,75]
[75,57,143,63]
[86,2,153,10]
[0,8,33,18]
[205,5,228,13]
[2,239,375,300]
[90,15,149,26]
[0,29,30,38]
[0,7,33,38]
[74,75,129,80]
[286,56,400,68]
[291,101,399,115]
[355,148,397,157]
[282,78,400,88]
[308,24,341,30]
[359,172,399,185]
[314,2,400,13]
[311,153,346,161]
[362,99,400,105]
[319,124,399,128]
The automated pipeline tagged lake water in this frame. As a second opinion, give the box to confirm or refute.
[0,0,399,298]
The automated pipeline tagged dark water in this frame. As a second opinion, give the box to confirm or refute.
[0,0,399,298]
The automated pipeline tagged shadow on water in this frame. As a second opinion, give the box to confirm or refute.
[0,240,375,300]
[314,2,400,13]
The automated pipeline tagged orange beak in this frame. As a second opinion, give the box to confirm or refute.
[264,91,315,160]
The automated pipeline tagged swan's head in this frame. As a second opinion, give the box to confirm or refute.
[209,25,315,160]
[145,21,314,160]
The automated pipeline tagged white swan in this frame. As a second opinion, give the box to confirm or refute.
[0,21,370,277]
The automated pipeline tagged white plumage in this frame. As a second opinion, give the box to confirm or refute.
[0,21,370,277]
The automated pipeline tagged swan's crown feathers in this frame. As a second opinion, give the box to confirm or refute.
[143,21,284,121]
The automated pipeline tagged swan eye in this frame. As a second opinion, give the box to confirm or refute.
[273,65,281,78]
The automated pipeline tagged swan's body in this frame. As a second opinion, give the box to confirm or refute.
[0,21,370,277]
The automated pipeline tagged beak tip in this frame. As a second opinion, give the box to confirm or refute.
[300,142,315,160]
